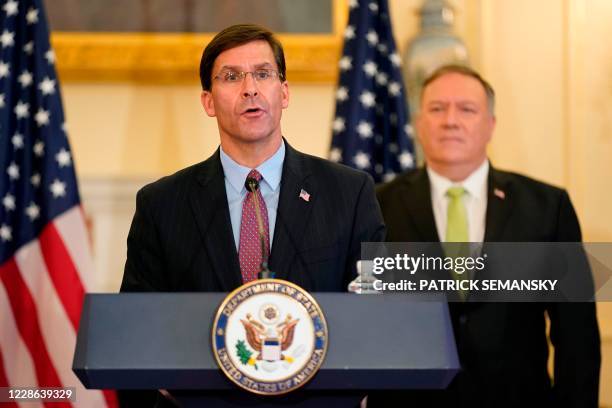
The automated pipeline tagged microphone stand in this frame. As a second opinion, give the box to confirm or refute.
[246,178,274,279]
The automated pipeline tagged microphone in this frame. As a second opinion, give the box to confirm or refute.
[245,177,274,279]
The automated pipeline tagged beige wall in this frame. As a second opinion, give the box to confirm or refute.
[60,0,611,403]
[67,83,336,178]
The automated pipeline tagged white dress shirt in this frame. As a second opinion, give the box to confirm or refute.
[427,160,489,242]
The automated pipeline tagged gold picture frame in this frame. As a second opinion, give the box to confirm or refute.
[51,0,347,84]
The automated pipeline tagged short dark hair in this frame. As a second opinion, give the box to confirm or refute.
[421,64,496,115]
[199,24,286,91]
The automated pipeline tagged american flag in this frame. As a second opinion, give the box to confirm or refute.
[329,0,415,183]
[0,0,116,406]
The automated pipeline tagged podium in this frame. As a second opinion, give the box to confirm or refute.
[73,293,459,406]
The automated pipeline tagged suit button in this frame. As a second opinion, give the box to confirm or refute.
[459,315,468,325]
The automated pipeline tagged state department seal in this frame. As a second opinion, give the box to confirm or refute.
[212,279,328,395]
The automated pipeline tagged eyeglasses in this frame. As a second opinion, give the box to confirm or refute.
[213,69,283,84]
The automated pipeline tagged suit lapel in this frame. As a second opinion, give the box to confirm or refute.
[268,142,314,280]
[189,150,242,291]
[484,167,513,242]
[401,169,440,242]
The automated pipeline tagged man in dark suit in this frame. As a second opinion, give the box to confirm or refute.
[119,24,383,407]
[375,65,600,407]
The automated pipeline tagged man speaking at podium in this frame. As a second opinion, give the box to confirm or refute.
[119,24,384,406]
[121,24,384,293]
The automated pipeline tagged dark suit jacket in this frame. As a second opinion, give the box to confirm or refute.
[121,141,385,293]
[374,166,600,408]
[119,141,385,407]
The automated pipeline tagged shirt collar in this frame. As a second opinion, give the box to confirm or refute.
[427,159,489,200]
[220,141,285,194]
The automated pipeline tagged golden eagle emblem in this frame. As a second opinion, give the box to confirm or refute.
[240,313,299,362]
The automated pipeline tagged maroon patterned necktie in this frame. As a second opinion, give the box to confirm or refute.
[239,169,270,283]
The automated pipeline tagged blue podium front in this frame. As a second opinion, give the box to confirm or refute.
[73,293,459,406]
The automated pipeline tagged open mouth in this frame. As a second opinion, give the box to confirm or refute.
[242,107,264,118]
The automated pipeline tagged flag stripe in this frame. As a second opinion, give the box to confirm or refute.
[0,259,64,389]
[54,207,96,292]
[39,224,86,331]
[0,350,18,408]
[0,283,43,408]
[0,349,8,387]
[101,389,119,407]
[14,240,107,408]
[1,0,116,405]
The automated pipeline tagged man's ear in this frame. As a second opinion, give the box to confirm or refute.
[415,112,424,144]
[281,81,289,109]
[486,115,496,143]
[201,90,216,117]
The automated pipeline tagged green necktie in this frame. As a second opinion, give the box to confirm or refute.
[445,186,468,242]
[445,186,469,299]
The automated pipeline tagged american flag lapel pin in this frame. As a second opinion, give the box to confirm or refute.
[494,188,506,200]
[299,189,310,202]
